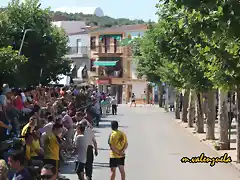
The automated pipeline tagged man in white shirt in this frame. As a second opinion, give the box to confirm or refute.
[74,123,87,180]
[80,119,98,180]
[62,111,74,149]
[111,96,117,115]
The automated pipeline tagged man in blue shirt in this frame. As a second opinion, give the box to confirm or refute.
[8,150,32,180]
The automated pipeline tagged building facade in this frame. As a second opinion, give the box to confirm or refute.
[88,24,148,104]
[53,21,91,84]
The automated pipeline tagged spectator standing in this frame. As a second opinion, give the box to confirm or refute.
[80,120,98,180]
[74,123,87,180]
[111,97,117,115]
[62,111,74,149]
[108,121,128,180]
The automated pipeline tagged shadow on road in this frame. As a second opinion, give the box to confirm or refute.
[98,148,110,151]
[93,162,109,168]
[60,163,76,174]
[98,123,128,129]
[100,119,114,123]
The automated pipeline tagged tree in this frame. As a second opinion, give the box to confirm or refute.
[2,0,71,86]
[0,46,27,85]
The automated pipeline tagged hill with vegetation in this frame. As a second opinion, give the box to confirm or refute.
[0,7,147,27]
[52,11,146,27]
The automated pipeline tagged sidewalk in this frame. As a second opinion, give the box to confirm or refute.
[175,115,240,170]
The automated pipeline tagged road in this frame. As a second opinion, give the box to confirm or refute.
[61,105,240,180]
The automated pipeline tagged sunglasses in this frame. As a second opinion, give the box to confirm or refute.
[40,174,53,179]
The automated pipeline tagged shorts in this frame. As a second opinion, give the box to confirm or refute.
[75,161,85,173]
[109,157,125,168]
[44,159,59,173]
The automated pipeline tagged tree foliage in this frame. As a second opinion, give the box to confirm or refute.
[0,46,27,85]
[0,0,71,86]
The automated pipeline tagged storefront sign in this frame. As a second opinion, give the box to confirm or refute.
[96,79,111,84]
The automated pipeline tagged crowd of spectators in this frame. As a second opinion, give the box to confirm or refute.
[0,84,116,180]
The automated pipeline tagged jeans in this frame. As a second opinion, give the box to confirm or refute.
[85,145,94,179]
[112,105,117,115]
[101,106,107,118]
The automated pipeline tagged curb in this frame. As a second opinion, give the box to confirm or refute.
[174,119,240,172]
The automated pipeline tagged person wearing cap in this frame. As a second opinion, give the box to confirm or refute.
[80,119,98,180]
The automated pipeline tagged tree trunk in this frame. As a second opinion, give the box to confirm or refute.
[175,89,180,119]
[202,92,208,120]
[195,92,204,133]
[236,88,240,162]
[158,84,164,107]
[218,89,230,150]
[182,89,189,123]
[188,89,196,127]
[164,86,169,112]
[206,89,215,140]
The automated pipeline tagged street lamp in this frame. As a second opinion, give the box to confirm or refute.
[18,29,34,56]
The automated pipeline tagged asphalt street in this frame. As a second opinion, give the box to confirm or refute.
[61,104,240,180]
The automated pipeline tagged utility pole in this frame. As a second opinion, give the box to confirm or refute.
[18,29,34,56]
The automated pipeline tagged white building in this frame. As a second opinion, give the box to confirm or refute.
[55,7,104,17]
[52,21,91,84]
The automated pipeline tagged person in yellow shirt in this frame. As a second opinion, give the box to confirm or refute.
[20,132,33,166]
[21,116,36,141]
[31,130,44,160]
[108,121,128,180]
[43,123,63,174]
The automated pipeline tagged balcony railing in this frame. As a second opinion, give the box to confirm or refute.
[67,46,89,56]
[99,70,123,77]
[91,45,123,54]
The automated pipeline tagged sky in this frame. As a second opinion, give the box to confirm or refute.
[0,0,159,21]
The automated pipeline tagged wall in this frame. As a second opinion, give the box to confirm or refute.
[72,58,90,71]
[68,33,90,47]
[130,61,138,79]
[52,21,86,34]
[125,30,145,39]
[132,82,147,99]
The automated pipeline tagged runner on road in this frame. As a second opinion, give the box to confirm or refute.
[108,121,128,180]
[130,93,136,107]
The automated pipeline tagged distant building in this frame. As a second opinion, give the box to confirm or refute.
[88,24,148,104]
[54,7,104,17]
[52,21,90,84]
[52,21,87,34]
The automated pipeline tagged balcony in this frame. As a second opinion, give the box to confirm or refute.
[99,69,123,78]
[91,45,123,57]
[66,46,89,58]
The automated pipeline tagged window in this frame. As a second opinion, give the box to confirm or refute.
[90,36,96,49]
[76,39,82,54]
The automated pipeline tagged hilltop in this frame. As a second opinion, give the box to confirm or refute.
[0,7,147,27]
[52,11,146,27]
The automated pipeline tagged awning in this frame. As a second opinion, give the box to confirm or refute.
[99,34,121,41]
[93,61,118,66]
[50,74,71,86]
[120,37,132,46]
[77,65,87,80]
